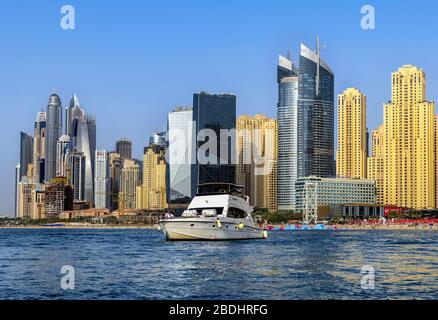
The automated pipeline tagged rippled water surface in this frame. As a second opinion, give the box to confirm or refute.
[0,229,437,299]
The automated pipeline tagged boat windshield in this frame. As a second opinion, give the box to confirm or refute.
[197,183,247,199]
[182,207,224,217]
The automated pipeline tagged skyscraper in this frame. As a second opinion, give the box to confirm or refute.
[166,107,195,208]
[45,93,63,181]
[368,125,385,205]
[236,114,277,210]
[139,144,166,210]
[277,55,298,211]
[120,159,139,209]
[56,135,70,177]
[66,94,97,205]
[33,112,46,183]
[193,92,236,185]
[44,177,73,218]
[67,151,86,201]
[109,152,123,211]
[94,150,110,209]
[77,115,96,204]
[384,65,435,209]
[20,132,33,179]
[297,41,335,178]
[15,163,20,217]
[149,132,166,147]
[116,138,132,160]
[337,88,367,179]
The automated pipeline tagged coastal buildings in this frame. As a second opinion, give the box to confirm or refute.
[16,175,45,220]
[67,151,86,201]
[383,65,435,209]
[45,93,63,181]
[236,114,277,211]
[109,152,123,211]
[33,112,46,183]
[56,135,70,177]
[138,144,166,210]
[297,42,335,179]
[193,92,236,186]
[277,54,298,211]
[367,125,385,205]
[20,132,33,180]
[166,107,195,208]
[295,176,376,210]
[116,138,132,160]
[94,150,110,209]
[14,164,20,217]
[120,159,139,209]
[44,177,73,218]
[337,88,367,179]
[149,132,166,147]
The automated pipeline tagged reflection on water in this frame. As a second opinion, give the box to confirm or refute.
[0,229,437,299]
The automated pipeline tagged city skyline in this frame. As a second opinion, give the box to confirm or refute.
[3,0,438,215]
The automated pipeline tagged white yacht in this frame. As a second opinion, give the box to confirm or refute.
[158,183,267,241]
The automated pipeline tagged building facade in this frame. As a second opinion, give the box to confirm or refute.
[139,144,166,210]
[367,125,385,205]
[297,43,335,179]
[33,112,46,183]
[337,88,367,179]
[20,132,34,180]
[166,107,195,208]
[56,135,70,177]
[67,151,86,202]
[384,65,435,209]
[66,94,96,205]
[120,159,139,209]
[277,55,298,211]
[44,177,73,218]
[116,138,132,160]
[236,114,277,211]
[94,150,110,209]
[109,152,123,211]
[295,176,376,210]
[45,93,63,181]
[193,92,236,186]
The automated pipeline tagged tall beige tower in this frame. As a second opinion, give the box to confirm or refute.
[236,114,277,211]
[120,159,139,209]
[138,145,166,210]
[337,88,367,179]
[367,125,385,205]
[435,115,438,208]
[384,65,435,209]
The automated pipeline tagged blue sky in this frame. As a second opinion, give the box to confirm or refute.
[1,0,437,216]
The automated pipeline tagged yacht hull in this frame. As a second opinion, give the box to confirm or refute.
[159,219,266,241]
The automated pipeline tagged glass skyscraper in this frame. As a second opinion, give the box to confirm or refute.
[66,94,96,205]
[193,92,236,186]
[297,43,335,178]
[166,107,196,207]
[277,55,299,211]
[20,132,33,179]
[45,93,63,181]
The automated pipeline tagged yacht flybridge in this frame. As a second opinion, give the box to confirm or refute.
[158,183,268,241]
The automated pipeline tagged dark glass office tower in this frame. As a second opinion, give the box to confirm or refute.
[45,93,63,181]
[193,92,236,187]
[297,43,335,178]
[116,138,132,160]
[20,132,33,179]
